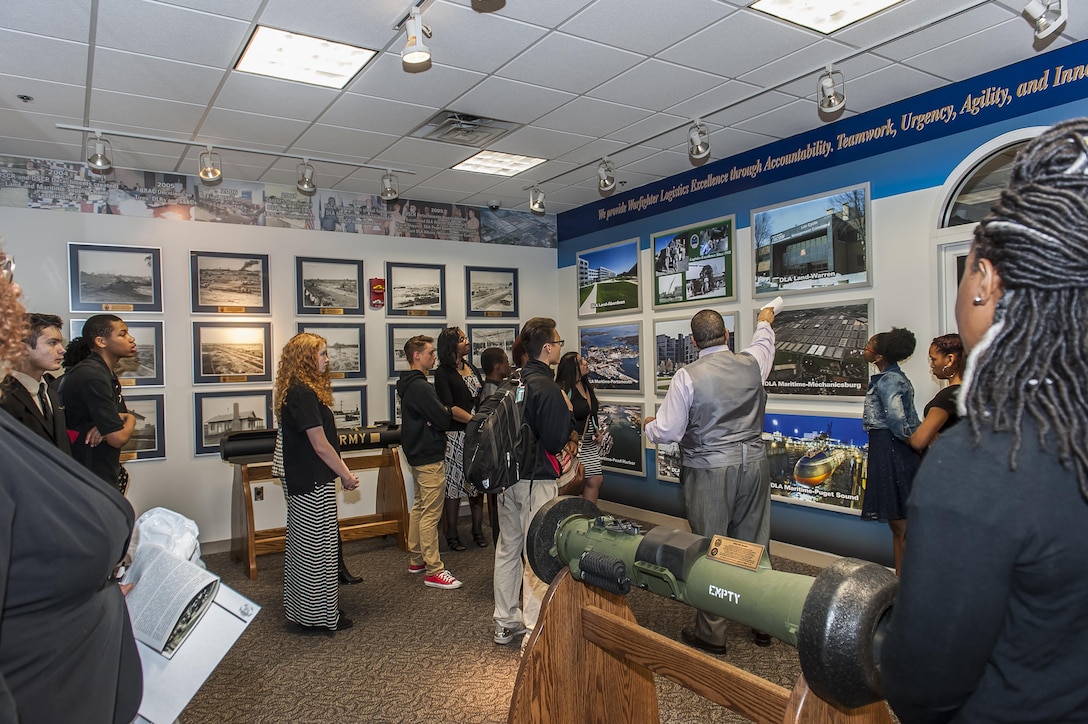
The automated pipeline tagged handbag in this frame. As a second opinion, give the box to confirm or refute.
[271,426,285,479]
[116,463,130,496]
[556,447,585,496]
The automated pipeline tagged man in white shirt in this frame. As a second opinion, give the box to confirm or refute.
[0,312,70,453]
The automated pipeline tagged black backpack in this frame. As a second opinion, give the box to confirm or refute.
[463,378,536,493]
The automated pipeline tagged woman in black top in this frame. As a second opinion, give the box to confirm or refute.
[433,327,486,549]
[909,333,965,453]
[555,351,604,503]
[274,332,359,631]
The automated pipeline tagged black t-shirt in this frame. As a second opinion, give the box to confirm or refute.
[567,384,598,436]
[59,355,128,486]
[280,384,339,496]
[923,383,961,432]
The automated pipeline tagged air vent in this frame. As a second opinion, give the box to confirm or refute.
[411,112,519,148]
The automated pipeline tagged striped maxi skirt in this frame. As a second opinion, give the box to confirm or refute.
[283,481,340,629]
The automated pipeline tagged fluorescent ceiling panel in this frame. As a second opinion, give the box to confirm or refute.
[235,26,377,89]
[452,150,546,176]
[751,0,905,34]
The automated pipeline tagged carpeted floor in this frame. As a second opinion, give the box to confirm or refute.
[182,521,824,724]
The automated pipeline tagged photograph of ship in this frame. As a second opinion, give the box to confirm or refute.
[765,302,869,397]
[652,216,735,308]
[654,314,735,395]
[195,392,271,455]
[299,324,363,378]
[763,412,867,514]
[387,324,444,375]
[579,322,641,393]
[753,184,869,297]
[467,324,517,366]
[332,387,367,428]
[120,395,164,459]
[387,262,445,315]
[194,323,269,380]
[193,252,267,310]
[576,239,639,317]
[299,258,361,312]
[71,244,159,308]
[466,266,517,317]
[597,402,644,475]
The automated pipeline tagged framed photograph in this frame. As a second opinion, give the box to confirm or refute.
[764,411,868,515]
[193,390,273,456]
[938,240,971,335]
[120,393,165,462]
[386,379,432,424]
[579,322,642,394]
[651,403,680,483]
[331,385,368,428]
[296,256,364,316]
[72,319,164,387]
[653,313,736,396]
[190,250,270,314]
[752,183,871,298]
[387,323,445,377]
[465,266,518,318]
[296,323,365,379]
[597,401,645,476]
[764,299,871,398]
[68,243,162,313]
[386,262,446,317]
[576,238,640,317]
[192,322,272,385]
[651,215,736,309]
[467,323,519,368]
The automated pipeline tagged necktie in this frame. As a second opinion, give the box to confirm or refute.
[37,382,53,427]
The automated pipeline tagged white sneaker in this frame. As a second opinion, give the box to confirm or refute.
[424,570,462,589]
[494,623,528,645]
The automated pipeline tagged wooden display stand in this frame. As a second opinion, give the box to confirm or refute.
[511,568,893,724]
[230,447,409,579]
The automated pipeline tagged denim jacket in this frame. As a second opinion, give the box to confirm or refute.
[863,363,920,440]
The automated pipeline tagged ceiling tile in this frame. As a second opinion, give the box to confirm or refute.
[294,124,400,163]
[0,0,91,42]
[874,3,1020,63]
[0,76,85,118]
[448,77,575,125]
[320,93,439,135]
[90,92,207,136]
[490,125,594,159]
[216,73,341,120]
[96,0,249,67]
[734,98,823,139]
[560,0,737,56]
[739,39,852,89]
[533,97,652,137]
[199,108,310,148]
[92,48,224,104]
[0,30,87,86]
[497,33,643,95]
[904,20,1047,82]
[414,3,548,75]
[349,52,486,107]
[589,59,729,111]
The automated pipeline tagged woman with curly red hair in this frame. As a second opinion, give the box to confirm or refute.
[274,332,359,632]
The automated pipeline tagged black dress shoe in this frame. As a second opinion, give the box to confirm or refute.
[335,614,354,631]
[338,569,363,585]
[752,630,773,647]
[680,627,727,655]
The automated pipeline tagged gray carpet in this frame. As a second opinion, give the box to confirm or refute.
[182,522,824,724]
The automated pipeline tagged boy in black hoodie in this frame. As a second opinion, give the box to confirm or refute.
[395,335,461,589]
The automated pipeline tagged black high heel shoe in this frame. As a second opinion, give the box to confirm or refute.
[472,532,489,548]
[446,536,466,551]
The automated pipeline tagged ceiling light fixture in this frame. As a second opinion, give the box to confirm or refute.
[235,26,377,89]
[296,161,317,195]
[597,158,616,194]
[401,8,432,65]
[87,132,112,172]
[817,65,846,114]
[751,0,905,34]
[380,171,399,201]
[452,150,546,176]
[1024,0,1067,40]
[198,146,222,184]
[529,186,546,215]
[688,120,710,161]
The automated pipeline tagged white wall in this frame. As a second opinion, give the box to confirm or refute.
[0,205,558,543]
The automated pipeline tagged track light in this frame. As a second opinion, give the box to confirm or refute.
[817,65,846,115]
[198,146,222,184]
[529,186,546,215]
[87,133,112,172]
[401,8,432,65]
[1024,0,1067,40]
[597,158,616,193]
[688,120,710,161]
[380,171,399,201]
[296,161,317,195]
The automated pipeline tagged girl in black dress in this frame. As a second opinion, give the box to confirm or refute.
[555,351,604,502]
[909,333,965,453]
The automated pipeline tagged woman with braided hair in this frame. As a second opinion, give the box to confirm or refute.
[908,333,966,453]
[881,120,1088,722]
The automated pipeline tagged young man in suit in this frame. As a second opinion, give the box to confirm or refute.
[0,312,71,454]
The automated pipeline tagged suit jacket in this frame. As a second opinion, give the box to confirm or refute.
[0,375,72,455]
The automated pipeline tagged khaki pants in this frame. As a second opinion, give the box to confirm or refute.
[492,478,558,632]
[408,461,446,575]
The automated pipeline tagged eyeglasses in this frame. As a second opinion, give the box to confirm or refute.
[549,338,565,347]
[0,253,13,283]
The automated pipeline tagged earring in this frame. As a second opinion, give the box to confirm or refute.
[972,296,984,306]
[942,363,952,378]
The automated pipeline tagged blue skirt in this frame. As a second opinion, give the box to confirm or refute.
[862,428,920,521]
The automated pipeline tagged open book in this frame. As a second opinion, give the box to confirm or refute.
[122,544,221,659]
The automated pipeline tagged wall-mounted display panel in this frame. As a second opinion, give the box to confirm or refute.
[386,262,446,317]
[387,322,445,377]
[192,322,273,385]
[651,215,736,309]
[190,250,270,314]
[579,322,641,394]
[193,389,272,456]
[576,238,640,318]
[68,243,162,313]
[763,411,867,515]
[296,323,365,380]
[752,183,871,298]
[467,323,519,368]
[652,313,736,396]
[296,256,364,316]
[764,300,870,398]
[72,319,164,387]
[120,393,166,462]
[598,401,645,476]
[465,266,518,318]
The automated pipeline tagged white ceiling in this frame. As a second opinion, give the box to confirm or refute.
[0,0,1079,216]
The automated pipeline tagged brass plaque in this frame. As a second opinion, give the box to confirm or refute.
[102,303,134,312]
[119,378,135,386]
[706,535,764,571]
[218,375,248,383]
[329,372,345,379]
[217,306,246,314]
[483,311,501,318]
[119,451,137,462]
[406,309,429,317]
[319,308,345,315]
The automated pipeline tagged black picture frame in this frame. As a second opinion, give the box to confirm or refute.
[193,389,273,456]
[578,321,642,394]
[72,319,165,388]
[192,321,273,385]
[190,250,270,314]
[465,266,518,318]
[296,256,364,316]
[331,384,368,428]
[466,323,519,368]
[120,393,166,462]
[296,322,365,379]
[387,322,444,377]
[385,261,446,317]
[68,242,163,313]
